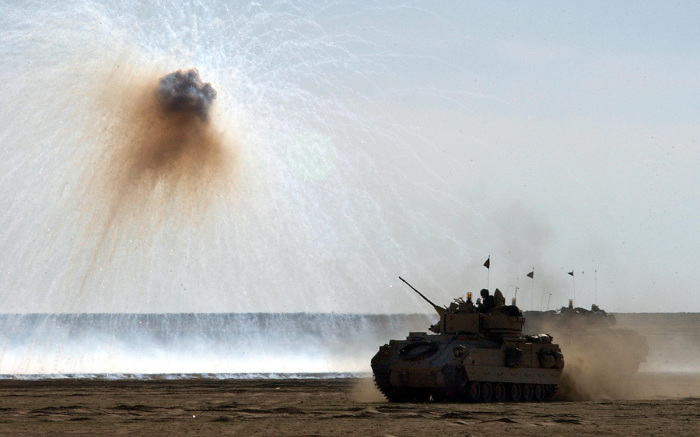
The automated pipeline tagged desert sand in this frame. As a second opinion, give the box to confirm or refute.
[0,374,698,436]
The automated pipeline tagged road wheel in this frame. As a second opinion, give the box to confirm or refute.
[467,381,480,402]
[534,384,545,402]
[481,382,493,402]
[523,384,534,402]
[509,383,522,402]
[494,382,506,402]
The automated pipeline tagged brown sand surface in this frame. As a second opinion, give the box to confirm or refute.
[0,375,698,436]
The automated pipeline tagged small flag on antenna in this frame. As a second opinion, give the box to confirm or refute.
[483,257,490,269]
[527,271,534,279]
[568,271,574,276]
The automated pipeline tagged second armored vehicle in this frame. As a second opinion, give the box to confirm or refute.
[524,303,648,376]
[371,278,564,402]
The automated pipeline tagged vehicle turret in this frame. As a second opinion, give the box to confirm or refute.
[400,277,525,337]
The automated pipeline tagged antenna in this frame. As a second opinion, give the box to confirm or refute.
[540,292,552,311]
[595,269,598,305]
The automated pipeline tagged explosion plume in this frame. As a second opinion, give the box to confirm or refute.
[89,66,235,227]
[76,65,237,293]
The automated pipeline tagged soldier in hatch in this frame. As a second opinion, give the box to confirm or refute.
[478,289,496,313]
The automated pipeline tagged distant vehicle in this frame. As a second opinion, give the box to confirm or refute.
[524,303,648,376]
[371,278,564,402]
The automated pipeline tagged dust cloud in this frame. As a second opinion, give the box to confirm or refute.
[546,315,700,401]
[556,330,645,401]
[350,377,386,403]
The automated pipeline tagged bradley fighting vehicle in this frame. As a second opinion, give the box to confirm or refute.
[371,278,564,402]
[524,303,648,376]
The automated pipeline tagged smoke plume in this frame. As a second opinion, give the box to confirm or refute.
[89,66,236,225]
[75,65,238,292]
[157,68,217,120]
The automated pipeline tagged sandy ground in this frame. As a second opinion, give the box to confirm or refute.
[0,374,698,436]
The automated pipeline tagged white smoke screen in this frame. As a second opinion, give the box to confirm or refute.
[1,1,412,314]
[1,1,700,375]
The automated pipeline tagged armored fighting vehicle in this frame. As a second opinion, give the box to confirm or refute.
[371,278,564,402]
[524,304,648,376]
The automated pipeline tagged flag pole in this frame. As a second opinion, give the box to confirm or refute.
[526,269,534,311]
[594,269,598,305]
[483,256,490,290]
[568,270,575,306]
[530,269,534,311]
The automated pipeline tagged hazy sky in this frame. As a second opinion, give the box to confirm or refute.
[1,1,699,313]
[315,1,700,312]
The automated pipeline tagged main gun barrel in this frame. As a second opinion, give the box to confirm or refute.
[399,276,446,316]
